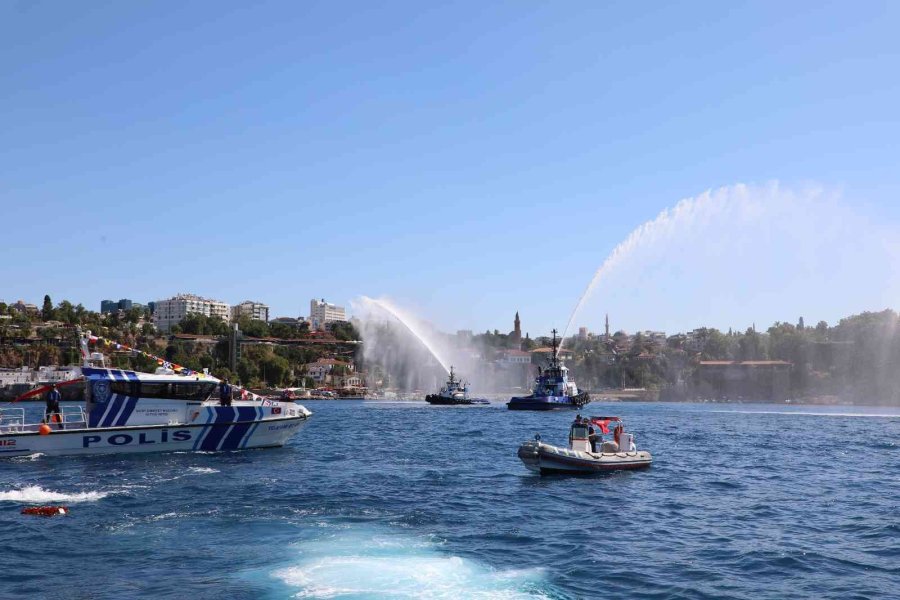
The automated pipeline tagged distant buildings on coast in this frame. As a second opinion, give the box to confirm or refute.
[135,294,347,334]
[309,298,346,331]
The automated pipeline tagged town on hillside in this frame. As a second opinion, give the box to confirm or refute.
[1,294,899,405]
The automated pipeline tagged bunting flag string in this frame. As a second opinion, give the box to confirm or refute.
[87,335,269,401]
[88,335,213,379]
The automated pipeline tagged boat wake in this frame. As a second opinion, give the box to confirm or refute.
[271,528,551,599]
[0,485,109,503]
[710,409,900,419]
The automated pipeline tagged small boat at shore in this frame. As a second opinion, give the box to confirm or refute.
[425,367,489,405]
[507,330,590,411]
[517,416,652,475]
[0,333,311,458]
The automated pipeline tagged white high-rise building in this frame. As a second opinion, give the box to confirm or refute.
[231,300,270,323]
[152,294,231,333]
[309,298,346,331]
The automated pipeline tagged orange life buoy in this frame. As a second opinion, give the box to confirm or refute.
[21,506,68,517]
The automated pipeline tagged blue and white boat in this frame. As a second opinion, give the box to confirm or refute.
[0,337,311,458]
[507,330,590,411]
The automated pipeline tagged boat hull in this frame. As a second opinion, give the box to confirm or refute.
[517,440,651,475]
[0,416,308,458]
[507,393,590,411]
[425,395,489,405]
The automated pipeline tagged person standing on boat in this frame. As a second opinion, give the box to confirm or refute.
[45,384,63,428]
[219,379,233,407]
[588,425,601,453]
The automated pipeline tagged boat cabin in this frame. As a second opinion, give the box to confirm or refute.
[83,367,221,428]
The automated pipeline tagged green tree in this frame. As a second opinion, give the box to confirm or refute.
[259,354,291,387]
[330,321,360,341]
[42,295,54,321]
[237,315,269,338]
[236,358,259,387]
[56,300,76,324]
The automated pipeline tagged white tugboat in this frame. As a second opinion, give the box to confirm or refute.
[0,335,311,458]
[517,416,652,475]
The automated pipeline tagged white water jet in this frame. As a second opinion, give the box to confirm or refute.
[355,296,453,375]
[560,182,900,348]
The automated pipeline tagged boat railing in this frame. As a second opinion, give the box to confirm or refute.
[62,406,87,428]
[0,407,26,433]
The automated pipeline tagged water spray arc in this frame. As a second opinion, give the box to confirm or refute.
[357,296,452,375]
[558,193,704,348]
[557,182,869,352]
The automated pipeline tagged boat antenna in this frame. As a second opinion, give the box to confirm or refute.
[551,329,560,366]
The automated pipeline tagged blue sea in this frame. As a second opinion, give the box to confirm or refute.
[1,400,898,599]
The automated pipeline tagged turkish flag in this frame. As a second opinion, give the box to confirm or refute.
[591,418,611,434]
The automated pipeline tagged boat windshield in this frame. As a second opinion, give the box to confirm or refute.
[570,425,589,438]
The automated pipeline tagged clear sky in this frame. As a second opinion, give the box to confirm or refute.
[2,1,899,336]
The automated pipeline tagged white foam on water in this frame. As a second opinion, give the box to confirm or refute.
[272,530,550,599]
[188,467,220,474]
[10,452,45,462]
[0,485,109,503]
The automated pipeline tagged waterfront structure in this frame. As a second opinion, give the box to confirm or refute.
[151,294,230,333]
[304,358,353,383]
[694,360,792,401]
[231,300,270,323]
[310,299,346,331]
[500,349,532,365]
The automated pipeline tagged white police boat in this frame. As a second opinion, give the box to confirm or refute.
[517,416,652,475]
[0,366,311,458]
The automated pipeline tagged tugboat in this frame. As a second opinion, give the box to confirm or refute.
[507,330,590,410]
[425,367,489,405]
[517,416,652,475]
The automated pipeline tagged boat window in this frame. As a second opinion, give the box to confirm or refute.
[571,426,588,437]
[170,383,216,400]
[138,382,171,398]
[109,380,137,396]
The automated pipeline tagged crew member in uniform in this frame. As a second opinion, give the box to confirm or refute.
[45,384,63,429]
[219,379,233,407]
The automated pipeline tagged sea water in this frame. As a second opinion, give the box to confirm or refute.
[1,400,898,599]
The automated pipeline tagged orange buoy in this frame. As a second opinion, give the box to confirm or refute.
[38,423,52,435]
[22,506,68,517]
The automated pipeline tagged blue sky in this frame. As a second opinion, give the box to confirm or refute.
[2,1,899,336]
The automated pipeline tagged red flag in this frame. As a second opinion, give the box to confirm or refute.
[591,418,611,434]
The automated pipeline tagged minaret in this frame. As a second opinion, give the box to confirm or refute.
[513,311,522,349]
[605,313,610,341]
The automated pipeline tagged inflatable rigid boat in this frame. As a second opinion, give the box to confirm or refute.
[517,416,652,475]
